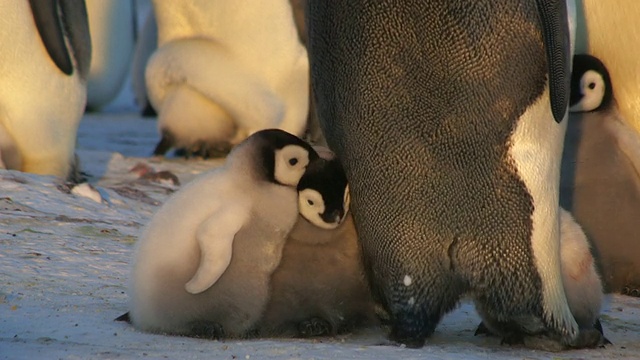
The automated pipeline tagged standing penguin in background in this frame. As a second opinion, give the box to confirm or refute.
[258,150,378,338]
[127,129,320,338]
[147,0,310,158]
[85,0,136,111]
[0,0,91,182]
[561,54,640,295]
[306,0,600,350]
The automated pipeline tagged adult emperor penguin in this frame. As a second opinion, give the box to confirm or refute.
[306,0,600,349]
[561,54,640,295]
[131,7,158,117]
[146,0,309,157]
[574,0,640,135]
[475,208,607,349]
[85,0,136,111]
[0,0,91,181]
[127,129,319,338]
[258,150,378,337]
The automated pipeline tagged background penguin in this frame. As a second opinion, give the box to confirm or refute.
[569,54,612,113]
[127,129,319,338]
[306,0,596,349]
[131,5,158,117]
[561,54,640,296]
[146,0,310,158]
[0,0,91,181]
[574,0,640,135]
[475,208,607,349]
[258,150,378,337]
[84,0,136,111]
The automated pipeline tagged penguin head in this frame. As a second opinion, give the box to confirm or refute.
[229,129,320,187]
[297,157,350,230]
[569,54,612,113]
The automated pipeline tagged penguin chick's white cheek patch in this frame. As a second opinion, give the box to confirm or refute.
[298,188,339,230]
[274,145,310,186]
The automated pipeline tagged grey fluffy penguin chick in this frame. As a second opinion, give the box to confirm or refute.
[476,208,608,350]
[126,129,319,339]
[258,149,378,337]
[562,53,640,296]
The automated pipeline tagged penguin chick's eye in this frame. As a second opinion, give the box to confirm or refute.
[588,82,596,90]
[274,145,310,186]
[299,188,338,229]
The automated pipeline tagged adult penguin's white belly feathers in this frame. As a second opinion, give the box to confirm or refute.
[0,0,90,181]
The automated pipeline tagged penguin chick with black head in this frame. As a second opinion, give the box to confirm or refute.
[562,52,640,296]
[476,208,608,350]
[569,54,612,113]
[258,149,378,338]
[126,129,319,339]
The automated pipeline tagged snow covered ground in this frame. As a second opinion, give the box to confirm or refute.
[1,112,639,359]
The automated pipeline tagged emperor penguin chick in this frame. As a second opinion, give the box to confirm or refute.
[476,208,607,350]
[127,129,319,339]
[562,53,640,294]
[258,152,378,337]
[569,54,612,113]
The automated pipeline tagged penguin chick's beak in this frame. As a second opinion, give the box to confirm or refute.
[321,208,344,226]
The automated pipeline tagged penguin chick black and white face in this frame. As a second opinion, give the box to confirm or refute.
[297,157,349,230]
[240,129,319,187]
[569,54,612,113]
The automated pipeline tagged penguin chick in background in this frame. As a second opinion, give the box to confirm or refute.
[258,149,378,337]
[562,53,640,296]
[476,208,608,349]
[126,129,319,339]
[569,54,612,113]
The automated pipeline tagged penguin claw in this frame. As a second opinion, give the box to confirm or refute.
[297,317,333,337]
[621,285,640,297]
[190,321,225,340]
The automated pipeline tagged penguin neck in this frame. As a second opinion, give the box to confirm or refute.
[288,214,354,246]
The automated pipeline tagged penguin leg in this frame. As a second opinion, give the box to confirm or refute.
[152,129,175,156]
[189,320,225,340]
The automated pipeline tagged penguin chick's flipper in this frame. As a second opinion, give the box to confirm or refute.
[184,203,250,294]
[28,0,91,77]
[535,0,571,123]
[297,317,334,338]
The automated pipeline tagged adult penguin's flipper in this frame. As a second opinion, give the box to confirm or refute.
[29,0,91,77]
[536,0,571,123]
